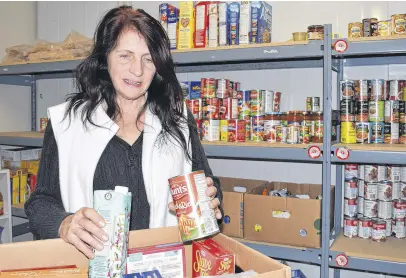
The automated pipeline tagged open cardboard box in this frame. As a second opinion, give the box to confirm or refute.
[0,227,291,278]
[219,177,269,238]
[244,182,335,248]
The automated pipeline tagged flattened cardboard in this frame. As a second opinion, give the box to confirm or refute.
[0,227,291,278]
[244,182,335,248]
[219,177,268,238]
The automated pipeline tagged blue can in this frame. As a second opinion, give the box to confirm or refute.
[371,122,385,143]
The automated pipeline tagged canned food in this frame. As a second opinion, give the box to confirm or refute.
[372,219,387,242]
[379,218,392,237]
[250,90,264,116]
[245,119,251,141]
[263,90,277,114]
[216,79,230,98]
[341,122,356,143]
[392,182,401,199]
[344,198,358,217]
[389,80,406,100]
[370,122,385,144]
[237,90,250,120]
[369,101,384,122]
[400,101,406,123]
[233,82,241,94]
[280,126,288,143]
[384,100,400,123]
[345,164,358,181]
[356,101,369,122]
[348,22,363,39]
[358,196,364,215]
[393,199,406,219]
[340,80,355,99]
[401,167,406,182]
[286,124,300,144]
[356,122,371,144]
[365,182,378,200]
[358,217,372,239]
[392,218,406,238]
[300,124,310,144]
[369,79,385,101]
[388,166,401,183]
[201,119,220,142]
[355,80,369,101]
[306,97,320,112]
[391,14,406,35]
[377,165,388,181]
[364,198,378,218]
[378,20,391,36]
[340,99,356,121]
[228,119,246,143]
[378,200,393,219]
[169,170,220,242]
[364,165,378,182]
[358,179,365,197]
[344,216,358,238]
[345,179,358,199]
[187,99,202,119]
[384,122,399,144]
[384,80,390,100]
[219,98,238,120]
[399,182,406,198]
[264,118,281,143]
[202,98,219,119]
[201,78,217,98]
[400,123,406,144]
[251,115,265,141]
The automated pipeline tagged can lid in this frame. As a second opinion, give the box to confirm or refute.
[115,186,129,194]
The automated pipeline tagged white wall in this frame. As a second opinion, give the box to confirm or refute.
[0,1,36,132]
[29,1,406,277]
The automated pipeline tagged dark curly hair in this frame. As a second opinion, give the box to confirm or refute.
[65,6,193,161]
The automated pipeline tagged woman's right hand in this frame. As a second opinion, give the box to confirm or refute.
[59,207,109,259]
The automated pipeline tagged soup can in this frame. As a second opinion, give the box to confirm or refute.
[355,122,371,144]
[344,216,358,238]
[369,101,384,122]
[372,219,387,242]
[341,122,356,143]
[356,101,369,122]
[201,78,217,98]
[384,122,399,144]
[340,80,356,99]
[358,217,373,239]
[369,79,385,101]
[384,100,400,123]
[370,122,385,144]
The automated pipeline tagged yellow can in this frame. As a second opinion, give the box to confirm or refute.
[348,22,363,39]
[220,120,229,141]
[378,20,391,36]
[341,122,356,143]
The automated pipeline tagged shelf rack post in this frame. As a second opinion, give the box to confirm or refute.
[333,59,344,278]
[321,23,333,278]
[30,75,37,131]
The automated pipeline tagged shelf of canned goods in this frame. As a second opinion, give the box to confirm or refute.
[2,23,406,278]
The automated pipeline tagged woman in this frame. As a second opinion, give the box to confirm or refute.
[24,6,223,259]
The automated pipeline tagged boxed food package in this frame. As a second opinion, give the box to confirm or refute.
[244,182,335,248]
[159,3,179,50]
[0,227,291,277]
[219,177,269,238]
[194,1,209,48]
[177,1,195,49]
[250,1,272,43]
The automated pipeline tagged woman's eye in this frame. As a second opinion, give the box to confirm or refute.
[120,54,129,59]
[145,58,153,63]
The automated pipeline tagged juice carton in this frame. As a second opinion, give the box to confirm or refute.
[218,2,229,46]
[178,1,195,49]
[126,243,186,277]
[251,1,272,43]
[228,2,240,45]
[192,238,235,277]
[194,1,209,48]
[88,186,132,278]
[239,1,251,45]
[159,3,179,50]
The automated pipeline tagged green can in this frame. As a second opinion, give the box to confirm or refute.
[368,101,384,122]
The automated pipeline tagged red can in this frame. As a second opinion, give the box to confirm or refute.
[187,99,202,120]
[228,119,246,143]
[201,78,216,98]
[202,98,219,119]
[219,98,238,120]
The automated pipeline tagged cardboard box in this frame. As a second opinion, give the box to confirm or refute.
[0,227,291,278]
[244,182,335,248]
[219,177,269,238]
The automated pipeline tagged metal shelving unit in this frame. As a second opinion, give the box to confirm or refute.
[329,36,406,278]
[3,25,406,277]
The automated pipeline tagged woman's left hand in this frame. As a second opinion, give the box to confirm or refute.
[168,177,222,220]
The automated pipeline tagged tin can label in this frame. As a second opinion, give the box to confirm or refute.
[201,78,216,98]
[369,101,384,122]
[389,80,406,100]
[355,122,371,144]
[344,179,358,199]
[384,100,400,123]
[340,80,355,99]
[384,122,399,144]
[264,120,280,142]
[365,182,378,200]
[392,218,406,238]
[169,171,220,242]
[378,200,393,219]
[371,122,385,143]
[340,122,356,143]
[251,115,264,141]
[364,199,378,218]
[344,217,358,238]
[250,90,264,116]
[388,166,401,182]
[345,164,358,180]
[369,79,385,101]
[364,165,378,182]
[358,217,372,239]
[393,199,406,218]
[372,220,386,242]
[358,179,365,197]
[356,101,369,122]
[340,100,356,121]
[344,198,358,217]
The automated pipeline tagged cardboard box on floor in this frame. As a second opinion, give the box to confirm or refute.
[244,182,335,248]
[0,227,291,278]
[219,177,269,238]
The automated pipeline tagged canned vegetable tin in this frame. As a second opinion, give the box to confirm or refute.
[341,122,356,143]
[370,122,385,144]
[355,122,371,144]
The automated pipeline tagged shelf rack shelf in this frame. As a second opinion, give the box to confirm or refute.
[2,24,406,277]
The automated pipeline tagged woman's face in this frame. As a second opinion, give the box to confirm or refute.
[107,29,156,102]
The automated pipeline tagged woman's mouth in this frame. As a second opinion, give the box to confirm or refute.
[124,79,142,87]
